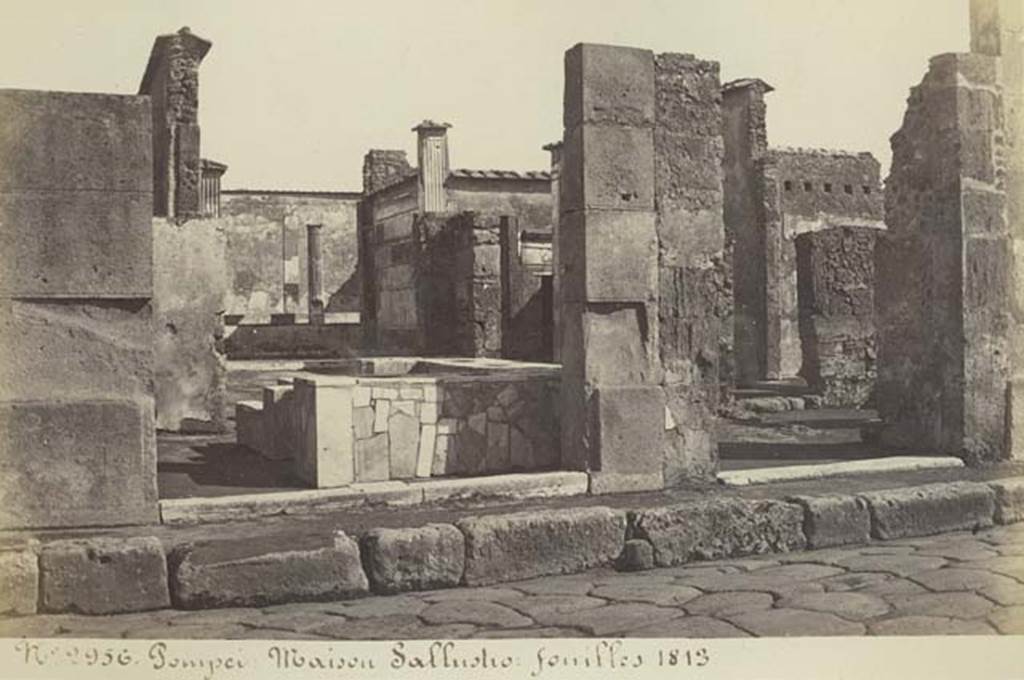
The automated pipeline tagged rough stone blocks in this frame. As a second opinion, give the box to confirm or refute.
[0,400,158,529]
[592,386,665,477]
[859,482,996,539]
[169,532,368,609]
[39,537,169,615]
[0,89,153,297]
[563,43,655,128]
[631,498,806,567]
[560,210,658,303]
[989,477,1024,524]
[1009,378,1024,461]
[457,507,626,586]
[790,495,871,548]
[293,378,355,487]
[361,524,465,594]
[0,550,39,615]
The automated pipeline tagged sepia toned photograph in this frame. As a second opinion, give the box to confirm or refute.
[0,0,1021,674]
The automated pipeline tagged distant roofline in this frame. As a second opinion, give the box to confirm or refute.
[770,146,877,160]
[222,188,362,199]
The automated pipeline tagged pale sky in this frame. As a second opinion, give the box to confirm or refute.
[0,0,968,191]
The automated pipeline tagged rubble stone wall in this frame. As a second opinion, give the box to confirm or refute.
[795,226,877,407]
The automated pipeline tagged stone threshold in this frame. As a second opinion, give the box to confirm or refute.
[159,471,589,525]
[3,475,1022,617]
[719,456,964,486]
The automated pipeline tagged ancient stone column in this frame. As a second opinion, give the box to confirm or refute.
[307,223,325,325]
[971,0,1024,458]
[876,48,1012,462]
[413,121,451,214]
[721,79,773,385]
[559,44,726,493]
[138,27,211,219]
[544,141,563,362]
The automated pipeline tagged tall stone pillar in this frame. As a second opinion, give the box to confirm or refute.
[721,79,773,384]
[414,121,451,214]
[138,27,211,220]
[544,141,563,362]
[560,44,726,493]
[307,224,325,325]
[971,0,1024,458]
[876,48,1012,462]
[0,89,157,528]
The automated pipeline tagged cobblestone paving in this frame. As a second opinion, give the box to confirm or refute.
[3,524,1022,639]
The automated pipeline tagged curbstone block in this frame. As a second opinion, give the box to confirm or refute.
[859,482,995,540]
[169,531,368,609]
[789,494,871,549]
[0,550,39,615]
[989,477,1024,525]
[631,498,806,567]
[361,524,464,594]
[457,507,626,586]
[39,537,169,615]
[235,400,264,453]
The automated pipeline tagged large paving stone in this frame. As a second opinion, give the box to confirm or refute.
[683,591,774,617]
[728,608,866,636]
[777,591,891,621]
[868,615,996,635]
[887,592,995,619]
[990,477,1024,524]
[988,606,1024,634]
[589,582,702,606]
[0,550,38,615]
[859,482,995,539]
[502,595,607,622]
[627,616,750,638]
[631,498,806,567]
[674,564,844,597]
[542,602,686,636]
[419,600,532,629]
[789,494,871,548]
[169,532,368,609]
[910,566,1021,592]
[361,524,464,594]
[457,507,626,586]
[834,554,948,577]
[39,537,169,615]
[309,614,477,640]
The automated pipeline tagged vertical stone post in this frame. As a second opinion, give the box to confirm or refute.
[560,44,664,493]
[307,223,325,325]
[544,141,564,362]
[560,45,727,492]
[138,27,211,219]
[414,121,451,214]
[971,0,1024,458]
[876,47,1012,461]
[721,79,773,384]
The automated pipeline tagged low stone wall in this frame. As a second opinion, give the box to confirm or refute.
[224,322,362,360]
[237,359,560,487]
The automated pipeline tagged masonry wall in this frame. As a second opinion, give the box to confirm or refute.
[219,191,360,323]
[795,226,877,407]
[765,149,884,379]
[153,217,228,432]
[877,51,1011,461]
[0,89,158,528]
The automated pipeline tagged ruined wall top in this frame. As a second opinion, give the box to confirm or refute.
[362,149,414,196]
[138,26,211,123]
[769,147,883,222]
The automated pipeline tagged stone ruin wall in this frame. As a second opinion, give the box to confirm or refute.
[764,149,884,380]
[795,226,877,407]
[877,49,1011,461]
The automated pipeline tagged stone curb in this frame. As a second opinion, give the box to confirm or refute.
[2,478,1022,616]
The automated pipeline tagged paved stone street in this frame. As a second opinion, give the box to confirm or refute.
[3,523,1022,639]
